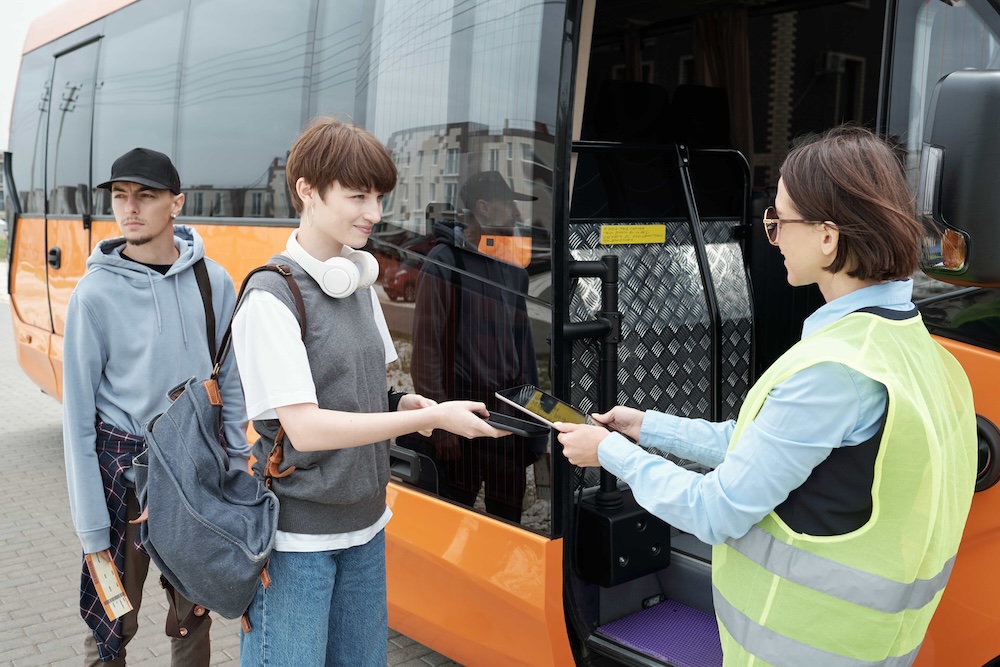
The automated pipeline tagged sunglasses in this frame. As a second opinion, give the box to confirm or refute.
[762,206,836,245]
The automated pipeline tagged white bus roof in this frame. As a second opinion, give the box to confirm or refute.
[23,0,137,55]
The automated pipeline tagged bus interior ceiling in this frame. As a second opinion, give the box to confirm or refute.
[563,1,890,664]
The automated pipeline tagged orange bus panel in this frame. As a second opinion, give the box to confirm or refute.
[11,216,51,332]
[47,217,91,336]
[9,307,57,399]
[9,216,57,397]
[192,223,293,284]
[916,337,1000,666]
[386,484,574,667]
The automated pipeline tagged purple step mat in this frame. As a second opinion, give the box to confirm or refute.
[596,599,723,667]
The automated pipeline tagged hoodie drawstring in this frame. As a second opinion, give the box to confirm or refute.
[173,277,190,350]
[145,270,190,350]
[147,271,163,333]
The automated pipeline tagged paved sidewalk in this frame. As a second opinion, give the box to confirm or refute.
[0,263,460,666]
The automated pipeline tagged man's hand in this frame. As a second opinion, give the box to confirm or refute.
[398,393,437,411]
[553,422,612,468]
[398,393,437,436]
[89,548,113,563]
[591,406,645,442]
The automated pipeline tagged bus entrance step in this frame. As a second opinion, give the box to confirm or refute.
[595,599,722,667]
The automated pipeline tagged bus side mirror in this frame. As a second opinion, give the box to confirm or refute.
[918,69,1000,287]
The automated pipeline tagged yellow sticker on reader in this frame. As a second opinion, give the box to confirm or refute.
[600,224,666,245]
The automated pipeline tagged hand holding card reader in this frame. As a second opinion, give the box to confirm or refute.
[494,384,594,426]
[480,412,549,437]
[497,384,673,587]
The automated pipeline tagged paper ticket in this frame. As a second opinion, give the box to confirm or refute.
[85,553,133,621]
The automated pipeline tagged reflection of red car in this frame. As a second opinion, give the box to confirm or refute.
[383,261,420,301]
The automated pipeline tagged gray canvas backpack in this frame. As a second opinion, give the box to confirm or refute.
[133,264,305,626]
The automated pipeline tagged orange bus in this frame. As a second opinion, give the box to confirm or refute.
[4,0,1000,665]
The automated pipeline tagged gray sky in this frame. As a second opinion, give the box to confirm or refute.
[0,0,68,150]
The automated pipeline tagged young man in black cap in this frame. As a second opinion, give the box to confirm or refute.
[410,170,545,523]
[63,147,249,665]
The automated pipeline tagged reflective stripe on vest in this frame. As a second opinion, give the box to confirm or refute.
[713,586,921,667]
[727,526,956,614]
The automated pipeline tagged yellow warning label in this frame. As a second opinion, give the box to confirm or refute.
[600,225,667,245]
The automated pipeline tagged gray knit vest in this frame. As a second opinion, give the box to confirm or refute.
[247,255,390,535]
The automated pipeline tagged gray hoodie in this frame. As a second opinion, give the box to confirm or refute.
[62,225,249,554]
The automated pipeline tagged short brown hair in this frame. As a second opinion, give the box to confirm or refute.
[779,125,921,281]
[286,117,397,213]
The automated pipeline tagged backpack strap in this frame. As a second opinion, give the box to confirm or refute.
[264,425,296,490]
[213,263,306,378]
[193,258,216,360]
[211,264,306,491]
[160,575,210,640]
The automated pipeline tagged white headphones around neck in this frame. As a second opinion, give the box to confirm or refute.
[285,230,379,298]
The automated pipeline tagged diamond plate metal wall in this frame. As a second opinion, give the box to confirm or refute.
[568,219,752,423]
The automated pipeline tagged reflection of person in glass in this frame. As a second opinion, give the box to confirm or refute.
[410,171,543,522]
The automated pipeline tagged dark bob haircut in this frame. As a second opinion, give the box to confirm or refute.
[779,126,921,281]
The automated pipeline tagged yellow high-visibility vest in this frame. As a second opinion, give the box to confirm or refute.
[713,310,977,666]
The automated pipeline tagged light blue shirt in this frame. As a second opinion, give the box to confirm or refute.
[598,280,915,545]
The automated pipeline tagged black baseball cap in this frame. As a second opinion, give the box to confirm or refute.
[97,147,182,194]
[459,171,536,207]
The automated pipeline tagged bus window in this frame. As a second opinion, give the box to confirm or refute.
[310,0,365,122]
[47,42,97,217]
[903,0,1000,174]
[177,0,314,219]
[92,0,184,216]
[366,0,558,533]
[8,51,49,215]
[886,0,1000,302]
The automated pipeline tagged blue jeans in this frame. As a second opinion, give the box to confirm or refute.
[240,531,388,667]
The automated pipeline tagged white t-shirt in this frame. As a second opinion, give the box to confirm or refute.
[232,286,398,552]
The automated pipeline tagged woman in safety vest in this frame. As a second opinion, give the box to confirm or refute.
[555,125,978,666]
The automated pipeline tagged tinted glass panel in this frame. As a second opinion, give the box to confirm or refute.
[888,0,1000,301]
[92,0,183,215]
[893,0,1000,172]
[920,289,1000,353]
[47,42,98,216]
[364,0,563,533]
[8,51,50,214]
[310,0,365,119]
[178,0,312,218]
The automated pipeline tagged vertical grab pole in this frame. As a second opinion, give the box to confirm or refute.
[676,144,723,421]
[565,255,622,508]
[596,255,621,507]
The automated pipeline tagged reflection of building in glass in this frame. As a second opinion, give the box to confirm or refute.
[183,183,270,218]
[383,122,553,235]
[91,157,289,219]
[49,184,89,215]
[267,158,291,218]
